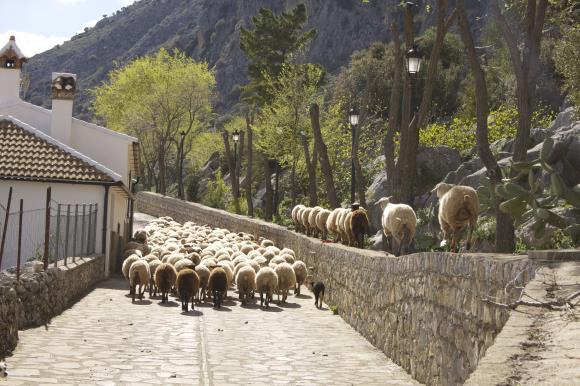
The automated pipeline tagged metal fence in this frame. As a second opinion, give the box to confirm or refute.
[0,187,98,275]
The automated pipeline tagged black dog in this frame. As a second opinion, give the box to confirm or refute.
[311,281,325,309]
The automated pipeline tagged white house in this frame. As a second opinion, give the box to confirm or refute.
[0,36,139,275]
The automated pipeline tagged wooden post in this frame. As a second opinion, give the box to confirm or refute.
[16,199,23,280]
[0,186,13,269]
[43,187,51,270]
[55,203,61,267]
[64,204,71,265]
[73,204,78,262]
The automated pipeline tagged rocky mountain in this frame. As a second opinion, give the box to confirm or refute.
[23,0,489,121]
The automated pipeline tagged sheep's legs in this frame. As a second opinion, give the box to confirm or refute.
[466,219,476,250]
[131,285,136,303]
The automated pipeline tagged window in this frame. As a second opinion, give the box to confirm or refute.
[4,60,16,68]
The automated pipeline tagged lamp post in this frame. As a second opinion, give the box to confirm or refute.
[406,44,422,117]
[232,129,240,205]
[348,107,360,204]
[178,131,186,199]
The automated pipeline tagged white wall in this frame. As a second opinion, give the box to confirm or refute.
[0,181,105,270]
[0,69,20,101]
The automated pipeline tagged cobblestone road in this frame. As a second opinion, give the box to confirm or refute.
[5,277,418,385]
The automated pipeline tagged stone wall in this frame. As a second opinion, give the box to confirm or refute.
[137,192,534,385]
[0,256,105,356]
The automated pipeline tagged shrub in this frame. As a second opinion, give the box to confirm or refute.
[201,170,231,209]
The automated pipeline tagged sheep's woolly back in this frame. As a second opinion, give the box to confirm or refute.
[218,261,234,286]
[291,204,306,224]
[174,259,195,272]
[300,207,313,229]
[148,259,163,278]
[275,263,296,291]
[256,267,278,293]
[437,185,479,228]
[154,263,177,293]
[316,209,331,233]
[194,265,210,288]
[129,260,150,287]
[326,208,345,234]
[381,201,417,243]
[350,208,370,238]
[176,268,200,298]
[236,265,257,292]
[292,261,308,285]
[308,206,323,229]
[208,267,227,292]
[122,254,140,279]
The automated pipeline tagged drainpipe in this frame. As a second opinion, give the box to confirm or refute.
[102,185,109,273]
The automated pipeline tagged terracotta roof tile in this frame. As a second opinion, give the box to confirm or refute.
[0,119,113,183]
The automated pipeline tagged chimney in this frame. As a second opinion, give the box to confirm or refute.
[50,72,77,145]
[0,36,27,102]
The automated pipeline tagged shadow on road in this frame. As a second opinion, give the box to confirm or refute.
[158,301,179,307]
[181,309,203,317]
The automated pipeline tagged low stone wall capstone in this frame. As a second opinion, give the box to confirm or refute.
[137,192,534,385]
[0,256,105,356]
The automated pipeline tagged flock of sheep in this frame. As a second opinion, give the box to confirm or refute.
[121,217,318,311]
[292,183,479,256]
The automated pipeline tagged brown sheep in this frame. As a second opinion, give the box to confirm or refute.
[154,263,177,303]
[432,183,480,252]
[176,269,200,312]
[348,205,370,248]
[208,267,228,308]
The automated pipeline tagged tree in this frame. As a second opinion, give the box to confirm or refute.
[490,0,549,250]
[456,0,515,252]
[93,48,215,195]
[240,4,316,104]
[310,103,339,208]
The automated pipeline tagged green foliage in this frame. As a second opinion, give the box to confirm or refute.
[420,105,556,154]
[329,305,339,315]
[240,4,316,104]
[496,137,580,241]
[554,26,580,110]
[202,170,231,210]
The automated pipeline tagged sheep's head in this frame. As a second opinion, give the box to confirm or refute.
[431,182,454,198]
[0,361,7,378]
[376,196,392,211]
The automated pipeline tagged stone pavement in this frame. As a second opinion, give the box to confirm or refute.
[4,277,418,385]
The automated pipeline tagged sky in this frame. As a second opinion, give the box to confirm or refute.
[0,0,137,57]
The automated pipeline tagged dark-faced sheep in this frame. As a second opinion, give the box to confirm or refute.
[154,263,177,303]
[432,183,479,252]
[208,267,228,308]
[348,205,370,248]
[176,268,200,312]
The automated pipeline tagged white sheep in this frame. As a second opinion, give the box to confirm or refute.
[195,265,210,301]
[326,208,347,243]
[129,260,150,303]
[255,267,278,308]
[376,197,417,256]
[432,183,479,251]
[236,265,257,305]
[291,261,308,295]
[292,204,306,233]
[274,262,296,304]
[148,259,163,297]
[307,206,323,238]
[315,209,332,240]
[300,207,314,236]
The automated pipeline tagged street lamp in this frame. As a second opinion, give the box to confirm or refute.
[406,45,422,75]
[348,107,360,204]
[178,131,186,200]
[232,129,240,203]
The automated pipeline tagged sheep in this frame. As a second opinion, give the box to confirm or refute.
[326,208,346,243]
[274,263,296,304]
[133,229,147,244]
[208,267,228,308]
[176,268,200,312]
[315,209,332,240]
[432,183,479,252]
[236,265,257,305]
[255,267,278,308]
[122,254,141,294]
[311,281,325,309]
[300,207,314,236]
[270,256,287,266]
[280,248,295,258]
[218,261,234,287]
[123,248,142,259]
[307,206,323,238]
[148,259,163,296]
[260,239,274,248]
[279,253,295,264]
[195,265,210,301]
[291,204,306,233]
[376,197,417,256]
[129,260,150,303]
[174,259,195,272]
[292,261,308,295]
[154,263,177,303]
[348,205,370,249]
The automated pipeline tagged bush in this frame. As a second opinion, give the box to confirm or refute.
[201,170,231,209]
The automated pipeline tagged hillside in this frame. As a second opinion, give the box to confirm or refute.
[23,0,488,121]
